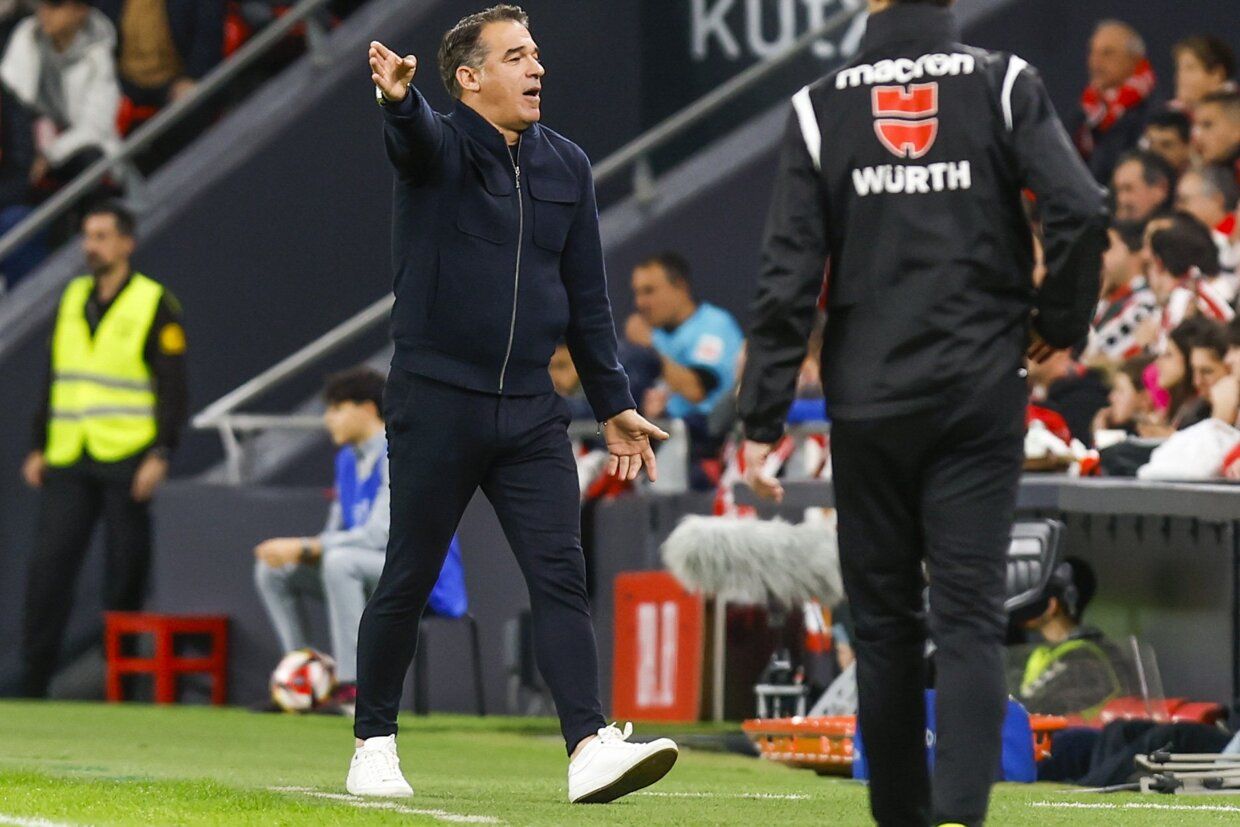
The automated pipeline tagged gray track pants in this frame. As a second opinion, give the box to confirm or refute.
[253,546,384,683]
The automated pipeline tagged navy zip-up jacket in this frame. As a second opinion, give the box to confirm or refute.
[379,87,635,421]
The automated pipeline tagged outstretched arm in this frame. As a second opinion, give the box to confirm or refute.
[370,41,443,183]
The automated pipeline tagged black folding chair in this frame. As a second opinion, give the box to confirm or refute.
[411,613,486,716]
[1005,519,1066,615]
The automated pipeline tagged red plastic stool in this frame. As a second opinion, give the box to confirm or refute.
[104,612,229,705]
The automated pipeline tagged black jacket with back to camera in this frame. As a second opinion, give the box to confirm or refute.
[738,4,1108,442]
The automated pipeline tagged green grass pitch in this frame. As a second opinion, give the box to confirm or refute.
[2,701,1240,824]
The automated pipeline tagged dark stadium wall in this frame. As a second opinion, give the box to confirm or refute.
[638,0,872,127]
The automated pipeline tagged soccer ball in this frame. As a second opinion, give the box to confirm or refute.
[270,648,337,712]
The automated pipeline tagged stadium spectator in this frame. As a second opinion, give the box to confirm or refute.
[0,79,35,205]
[1010,558,1128,719]
[1075,20,1157,184]
[1186,317,1240,427]
[1090,356,1155,440]
[628,251,743,488]
[627,252,744,421]
[94,0,224,172]
[1141,110,1193,175]
[0,79,47,292]
[1193,91,1240,182]
[1172,36,1237,114]
[18,201,185,698]
[1147,216,1235,330]
[1026,351,1109,447]
[1084,220,1158,364]
[94,0,224,110]
[1111,149,1173,224]
[1176,165,1240,274]
[0,0,120,189]
[1147,318,1212,436]
[253,367,467,716]
[1177,166,1239,237]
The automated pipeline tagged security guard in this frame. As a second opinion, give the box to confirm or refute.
[738,1,1106,825]
[20,200,187,698]
[1012,558,1128,720]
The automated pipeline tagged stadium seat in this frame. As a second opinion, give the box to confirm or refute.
[116,97,160,138]
[104,612,229,705]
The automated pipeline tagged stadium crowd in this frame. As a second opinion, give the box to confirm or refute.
[0,0,369,295]
[1027,23,1240,480]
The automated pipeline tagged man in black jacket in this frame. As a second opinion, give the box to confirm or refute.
[347,4,677,805]
[737,1,1106,825]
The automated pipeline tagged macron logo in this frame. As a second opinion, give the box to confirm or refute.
[852,161,972,196]
[837,53,976,89]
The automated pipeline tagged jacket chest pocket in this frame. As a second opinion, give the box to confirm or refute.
[529,176,578,252]
[456,158,515,245]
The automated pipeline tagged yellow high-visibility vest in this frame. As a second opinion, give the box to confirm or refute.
[45,273,163,466]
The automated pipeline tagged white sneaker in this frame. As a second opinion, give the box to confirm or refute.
[346,735,414,797]
[568,722,678,804]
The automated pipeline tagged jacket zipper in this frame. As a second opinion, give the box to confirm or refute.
[498,134,523,394]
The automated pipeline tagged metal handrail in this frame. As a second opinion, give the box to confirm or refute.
[193,294,392,428]
[0,0,335,263]
[191,4,865,464]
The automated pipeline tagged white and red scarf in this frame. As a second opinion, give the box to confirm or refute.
[1077,59,1156,157]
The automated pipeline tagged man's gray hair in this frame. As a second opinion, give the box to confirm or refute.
[1191,164,1240,212]
[1094,19,1146,58]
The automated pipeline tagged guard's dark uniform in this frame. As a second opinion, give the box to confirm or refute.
[737,5,1106,825]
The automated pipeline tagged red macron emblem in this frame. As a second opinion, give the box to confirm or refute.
[872,83,939,159]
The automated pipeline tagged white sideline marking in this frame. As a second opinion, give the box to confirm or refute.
[0,815,81,827]
[635,791,809,801]
[1032,800,1240,814]
[270,787,501,823]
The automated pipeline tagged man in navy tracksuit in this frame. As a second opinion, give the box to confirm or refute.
[346,4,678,804]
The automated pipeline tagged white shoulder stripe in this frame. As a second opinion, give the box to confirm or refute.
[1002,55,1029,131]
[791,86,822,171]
